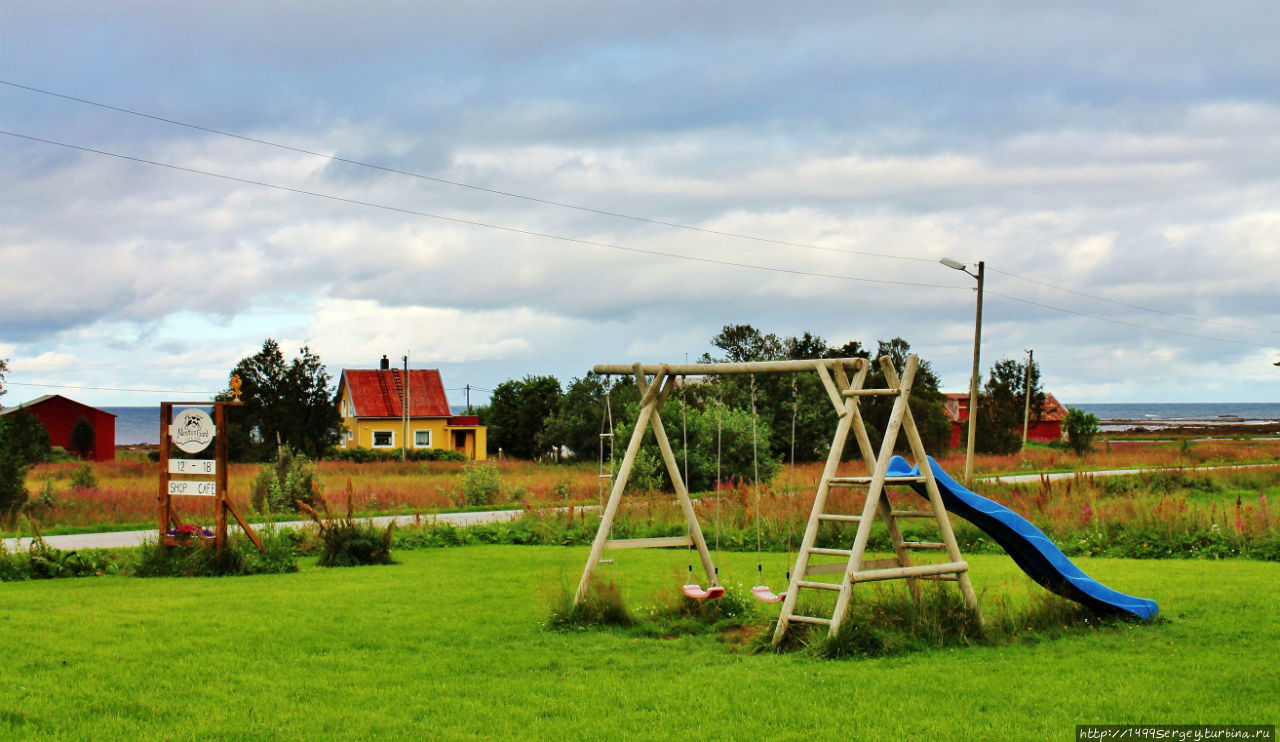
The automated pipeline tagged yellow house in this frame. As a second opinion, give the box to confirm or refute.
[336,360,486,460]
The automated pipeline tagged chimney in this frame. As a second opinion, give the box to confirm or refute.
[379,355,390,370]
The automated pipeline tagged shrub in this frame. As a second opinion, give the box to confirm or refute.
[249,445,321,513]
[460,463,503,507]
[69,463,98,491]
[1064,408,1100,456]
[0,522,127,581]
[70,415,96,459]
[330,447,469,463]
[297,479,395,567]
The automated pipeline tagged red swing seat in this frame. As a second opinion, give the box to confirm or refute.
[682,584,725,600]
[751,585,785,603]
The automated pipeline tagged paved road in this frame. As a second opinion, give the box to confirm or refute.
[978,462,1273,485]
[6,462,1273,552]
[2,509,525,553]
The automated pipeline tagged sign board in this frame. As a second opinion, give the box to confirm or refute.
[170,408,215,454]
[169,459,216,475]
[168,480,218,497]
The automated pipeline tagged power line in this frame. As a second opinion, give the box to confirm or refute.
[986,291,1275,349]
[990,266,1280,338]
[3,380,220,395]
[0,129,962,292]
[0,79,934,265]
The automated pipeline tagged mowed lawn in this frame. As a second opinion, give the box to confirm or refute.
[1,547,1276,740]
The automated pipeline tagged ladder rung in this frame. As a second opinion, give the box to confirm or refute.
[902,541,947,550]
[889,510,934,518]
[599,433,614,438]
[598,474,614,479]
[842,388,901,397]
[808,547,854,557]
[787,615,833,626]
[817,513,862,523]
[828,475,926,485]
[597,559,614,565]
[796,580,842,591]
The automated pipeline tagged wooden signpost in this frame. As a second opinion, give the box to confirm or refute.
[157,376,263,554]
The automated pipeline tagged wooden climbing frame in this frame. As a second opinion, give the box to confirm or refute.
[570,355,982,644]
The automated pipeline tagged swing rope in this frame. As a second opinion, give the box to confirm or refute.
[681,374,723,600]
[751,374,798,604]
[598,381,616,578]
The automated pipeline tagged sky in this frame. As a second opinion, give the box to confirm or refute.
[2,1,1278,410]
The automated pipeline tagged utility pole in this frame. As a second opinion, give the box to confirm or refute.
[465,384,471,414]
[402,354,409,462]
[1021,348,1033,451]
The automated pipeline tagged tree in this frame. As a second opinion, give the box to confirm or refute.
[539,374,638,462]
[616,400,778,493]
[485,375,562,459]
[0,357,8,401]
[971,357,1045,455]
[221,340,343,461]
[0,411,52,525]
[70,415,96,459]
[1064,408,1100,456]
[857,338,952,456]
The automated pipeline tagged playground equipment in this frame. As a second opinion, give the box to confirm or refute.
[573,354,1158,645]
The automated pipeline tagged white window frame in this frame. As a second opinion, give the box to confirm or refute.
[414,430,432,448]
[371,430,395,448]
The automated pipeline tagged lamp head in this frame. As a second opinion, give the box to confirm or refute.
[939,257,967,271]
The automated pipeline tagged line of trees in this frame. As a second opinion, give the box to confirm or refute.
[477,325,957,477]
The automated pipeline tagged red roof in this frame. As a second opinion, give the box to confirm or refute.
[341,369,451,418]
[943,392,1068,424]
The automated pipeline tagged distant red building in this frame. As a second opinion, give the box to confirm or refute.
[943,392,1068,448]
[0,394,116,461]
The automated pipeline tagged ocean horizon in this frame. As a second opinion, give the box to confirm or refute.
[100,401,1280,446]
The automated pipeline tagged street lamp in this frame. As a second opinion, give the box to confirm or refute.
[941,257,984,487]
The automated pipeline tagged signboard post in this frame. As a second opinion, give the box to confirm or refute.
[157,376,262,554]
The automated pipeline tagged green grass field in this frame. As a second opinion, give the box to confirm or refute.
[2,546,1276,740]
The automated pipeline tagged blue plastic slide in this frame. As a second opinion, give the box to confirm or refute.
[886,455,1159,620]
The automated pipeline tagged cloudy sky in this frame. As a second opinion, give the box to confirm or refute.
[2,1,1278,410]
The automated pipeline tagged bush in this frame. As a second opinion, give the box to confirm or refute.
[1064,408,1100,456]
[250,445,321,513]
[70,415,95,459]
[460,463,503,507]
[133,527,298,577]
[297,479,395,567]
[0,412,52,525]
[330,447,469,463]
[69,463,97,491]
[0,524,127,581]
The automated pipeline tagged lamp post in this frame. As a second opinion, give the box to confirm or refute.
[941,257,984,487]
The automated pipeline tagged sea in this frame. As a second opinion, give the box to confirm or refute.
[106,405,478,445]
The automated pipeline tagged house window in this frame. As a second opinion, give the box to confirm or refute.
[372,430,394,448]
[414,430,432,448]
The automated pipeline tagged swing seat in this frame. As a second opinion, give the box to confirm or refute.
[751,585,785,603]
[682,584,725,600]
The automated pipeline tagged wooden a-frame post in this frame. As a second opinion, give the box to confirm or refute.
[574,363,717,605]
[771,354,981,645]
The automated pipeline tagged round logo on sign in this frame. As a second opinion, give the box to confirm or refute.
[171,408,215,454]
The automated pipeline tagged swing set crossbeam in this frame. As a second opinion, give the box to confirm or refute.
[592,358,865,376]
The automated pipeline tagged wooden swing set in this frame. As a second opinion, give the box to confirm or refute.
[573,354,981,645]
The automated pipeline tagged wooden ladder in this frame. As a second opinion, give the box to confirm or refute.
[771,354,981,644]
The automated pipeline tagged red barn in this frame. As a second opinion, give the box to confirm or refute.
[0,394,116,461]
[943,392,1068,449]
